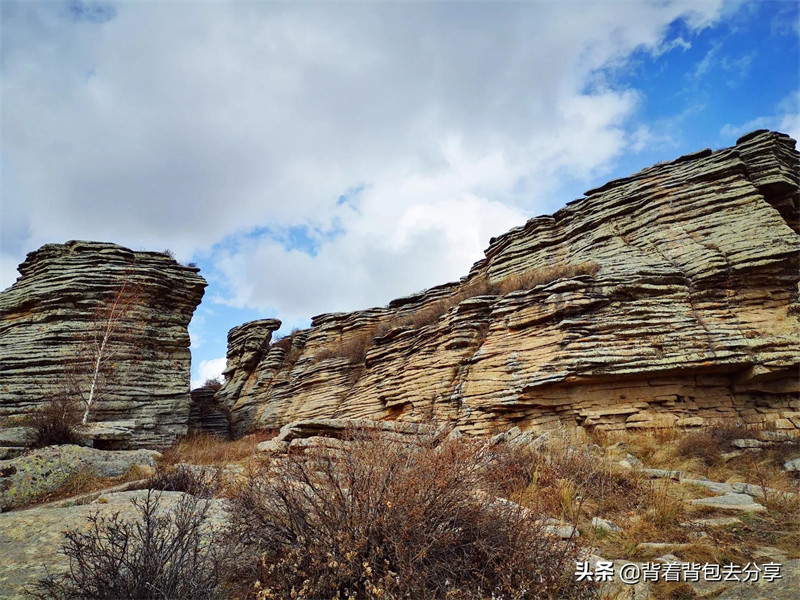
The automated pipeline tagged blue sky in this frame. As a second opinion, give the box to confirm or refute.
[1,0,798,387]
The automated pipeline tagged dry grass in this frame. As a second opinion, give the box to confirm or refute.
[492,261,600,295]
[582,424,800,563]
[33,464,152,507]
[313,326,379,364]
[515,434,648,521]
[161,432,275,466]
[224,430,595,600]
[312,261,600,364]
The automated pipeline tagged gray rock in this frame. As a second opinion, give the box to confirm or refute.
[643,468,681,480]
[0,445,160,511]
[619,453,644,470]
[783,458,800,472]
[0,427,35,446]
[0,241,206,449]
[591,516,621,533]
[257,439,289,454]
[527,432,551,452]
[543,524,579,539]
[188,387,231,439]
[732,438,768,449]
[688,493,766,512]
[682,479,736,494]
[682,516,740,527]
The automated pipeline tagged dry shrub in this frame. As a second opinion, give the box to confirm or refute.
[645,479,685,530]
[29,395,84,448]
[202,378,223,391]
[521,437,646,518]
[225,431,595,600]
[162,432,274,466]
[148,464,224,499]
[676,422,752,466]
[30,490,224,600]
[314,326,379,363]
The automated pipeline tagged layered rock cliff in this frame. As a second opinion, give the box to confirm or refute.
[220,130,800,438]
[0,241,206,448]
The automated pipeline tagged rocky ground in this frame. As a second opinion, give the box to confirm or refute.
[0,422,798,599]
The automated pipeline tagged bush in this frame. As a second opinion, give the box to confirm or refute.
[676,422,752,466]
[225,430,594,600]
[29,396,84,448]
[29,490,224,600]
[202,377,223,391]
[147,464,223,499]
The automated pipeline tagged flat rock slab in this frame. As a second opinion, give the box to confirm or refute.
[0,445,161,511]
[682,516,741,527]
[689,493,766,512]
[0,490,222,600]
[682,479,736,494]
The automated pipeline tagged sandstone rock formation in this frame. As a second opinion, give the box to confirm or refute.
[0,241,206,449]
[188,386,231,438]
[220,130,800,438]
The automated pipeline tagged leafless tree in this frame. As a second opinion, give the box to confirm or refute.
[63,271,147,425]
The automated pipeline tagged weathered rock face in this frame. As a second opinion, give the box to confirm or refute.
[188,387,231,438]
[0,241,206,448]
[221,130,800,437]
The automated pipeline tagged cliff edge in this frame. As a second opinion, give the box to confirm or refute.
[225,131,798,436]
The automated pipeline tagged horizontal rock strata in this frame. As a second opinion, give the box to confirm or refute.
[0,241,206,448]
[220,130,800,437]
[188,387,231,438]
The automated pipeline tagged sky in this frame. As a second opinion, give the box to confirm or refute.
[1,0,798,388]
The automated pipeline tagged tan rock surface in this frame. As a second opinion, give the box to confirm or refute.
[220,130,800,437]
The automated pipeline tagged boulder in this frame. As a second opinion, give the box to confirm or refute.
[688,493,767,512]
[0,445,161,511]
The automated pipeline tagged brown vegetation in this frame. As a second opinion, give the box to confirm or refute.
[161,432,275,466]
[31,490,225,600]
[27,395,84,448]
[202,378,223,391]
[313,261,600,364]
[224,430,594,600]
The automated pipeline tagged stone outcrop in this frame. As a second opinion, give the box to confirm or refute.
[220,130,800,437]
[0,490,227,600]
[0,444,160,511]
[188,387,230,438]
[0,241,206,449]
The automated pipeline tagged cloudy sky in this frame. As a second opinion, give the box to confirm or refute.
[2,0,798,387]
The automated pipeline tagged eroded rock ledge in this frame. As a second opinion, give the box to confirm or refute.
[220,130,800,437]
[0,241,206,448]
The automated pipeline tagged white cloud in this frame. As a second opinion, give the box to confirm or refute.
[719,92,800,143]
[0,253,22,292]
[3,1,728,317]
[191,357,227,390]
